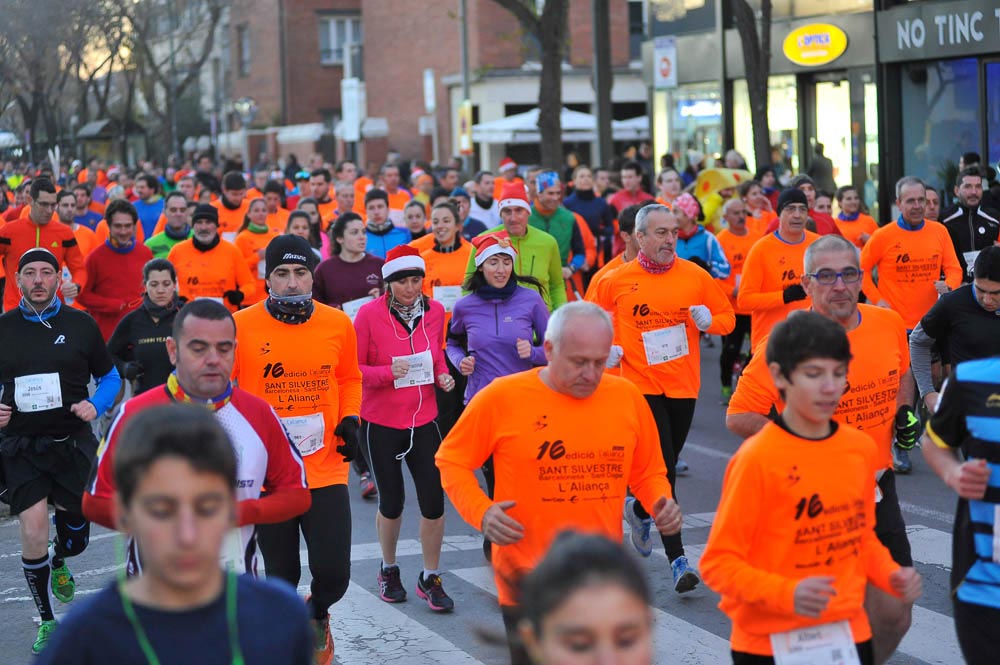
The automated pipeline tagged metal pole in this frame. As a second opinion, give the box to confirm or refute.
[167,0,180,159]
[459,0,470,169]
[592,0,613,167]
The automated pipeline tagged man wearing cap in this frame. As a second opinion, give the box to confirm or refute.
[467,182,567,311]
[0,247,122,653]
[493,157,523,200]
[449,187,488,240]
[233,235,362,664]
[0,178,88,311]
[738,188,821,351]
[76,199,153,341]
[145,192,192,259]
[210,171,251,240]
[168,203,256,312]
[286,170,311,210]
[764,174,843,236]
[529,171,586,282]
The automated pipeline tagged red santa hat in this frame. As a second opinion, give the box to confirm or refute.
[498,182,531,213]
[498,157,518,173]
[472,231,518,267]
[381,244,426,281]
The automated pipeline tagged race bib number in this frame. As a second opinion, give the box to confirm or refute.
[770,620,860,665]
[219,529,247,574]
[342,296,374,321]
[14,373,62,412]
[222,231,238,244]
[393,350,434,389]
[281,412,326,457]
[433,286,462,313]
[641,324,689,366]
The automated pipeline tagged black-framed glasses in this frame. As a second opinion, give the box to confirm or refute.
[808,268,862,285]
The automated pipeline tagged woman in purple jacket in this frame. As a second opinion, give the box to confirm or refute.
[447,231,550,404]
[354,244,457,613]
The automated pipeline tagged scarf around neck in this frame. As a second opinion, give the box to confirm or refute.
[142,294,180,320]
[636,250,675,275]
[476,279,517,300]
[265,293,315,325]
[166,372,233,411]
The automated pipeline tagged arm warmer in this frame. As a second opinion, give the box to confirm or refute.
[87,365,122,417]
[908,322,936,398]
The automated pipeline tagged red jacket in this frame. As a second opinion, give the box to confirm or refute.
[77,241,153,340]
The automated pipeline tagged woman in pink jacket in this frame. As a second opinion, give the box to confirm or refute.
[353,244,457,613]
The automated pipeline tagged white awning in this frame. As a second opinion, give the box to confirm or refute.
[276,123,325,144]
[472,108,650,144]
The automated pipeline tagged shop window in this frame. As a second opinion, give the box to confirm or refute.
[742,0,871,19]
[901,58,980,193]
[986,63,1000,169]
[732,76,799,177]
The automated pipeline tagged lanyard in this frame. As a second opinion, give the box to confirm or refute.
[119,570,245,665]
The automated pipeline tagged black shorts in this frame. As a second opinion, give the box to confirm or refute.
[874,469,913,567]
[0,428,98,515]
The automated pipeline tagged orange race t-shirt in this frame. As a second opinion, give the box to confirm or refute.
[835,213,878,249]
[727,304,909,469]
[701,421,899,656]
[266,207,291,233]
[73,224,99,258]
[746,210,777,238]
[436,368,672,606]
[234,228,280,304]
[408,233,436,252]
[860,220,962,329]
[421,240,474,336]
[738,230,820,351]
[715,228,761,316]
[583,253,626,300]
[233,301,362,487]
[211,199,251,237]
[167,238,256,311]
[591,258,735,398]
[0,218,88,310]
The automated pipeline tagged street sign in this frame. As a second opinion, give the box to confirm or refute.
[653,36,677,89]
[423,69,436,115]
[458,99,473,155]
[341,78,362,142]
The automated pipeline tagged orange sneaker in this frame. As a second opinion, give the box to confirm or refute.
[312,616,333,665]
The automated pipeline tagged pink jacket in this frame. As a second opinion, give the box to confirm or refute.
[354,293,448,428]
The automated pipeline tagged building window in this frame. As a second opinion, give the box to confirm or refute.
[628,0,645,61]
[237,25,250,77]
[319,16,362,65]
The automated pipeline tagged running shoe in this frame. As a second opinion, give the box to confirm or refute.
[32,620,57,654]
[416,572,455,612]
[671,556,700,594]
[624,497,653,557]
[311,616,333,665]
[720,386,733,405]
[50,561,75,604]
[676,459,690,476]
[892,444,913,475]
[377,564,407,603]
[359,472,377,499]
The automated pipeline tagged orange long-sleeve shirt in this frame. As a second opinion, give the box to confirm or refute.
[0,218,88,310]
[211,199,251,236]
[835,213,878,249]
[715,228,761,315]
[232,302,362,488]
[234,228,279,305]
[746,210,777,237]
[436,368,672,606]
[583,253,626,300]
[727,304,909,469]
[167,238,256,311]
[738,230,820,351]
[701,421,900,656]
[73,224,99,257]
[591,258,735,398]
[860,220,962,329]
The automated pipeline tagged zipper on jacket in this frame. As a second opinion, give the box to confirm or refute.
[968,209,975,252]
[494,302,499,335]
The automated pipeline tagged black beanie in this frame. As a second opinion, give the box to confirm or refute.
[18,248,59,273]
[191,203,219,225]
[264,235,317,279]
[776,188,809,215]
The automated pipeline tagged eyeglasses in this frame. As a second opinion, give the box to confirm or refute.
[808,268,862,285]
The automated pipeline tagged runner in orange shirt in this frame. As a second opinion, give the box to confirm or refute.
[738,188,820,351]
[493,157,524,200]
[211,171,251,241]
[860,176,962,330]
[263,180,290,232]
[739,179,778,237]
[54,190,99,258]
[703,311,921,664]
[380,164,413,227]
[716,197,761,402]
[591,204,734,591]
[436,302,680,665]
[309,168,338,223]
[835,185,878,248]
[234,198,279,304]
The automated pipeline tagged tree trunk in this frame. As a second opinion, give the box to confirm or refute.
[537,2,569,169]
[731,0,772,170]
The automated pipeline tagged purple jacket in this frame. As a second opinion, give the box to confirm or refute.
[446,286,549,403]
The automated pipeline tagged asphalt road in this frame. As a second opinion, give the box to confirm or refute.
[0,341,965,664]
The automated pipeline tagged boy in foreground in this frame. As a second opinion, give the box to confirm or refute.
[36,404,312,664]
[701,312,922,664]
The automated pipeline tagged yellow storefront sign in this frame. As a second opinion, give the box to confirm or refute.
[783,23,848,67]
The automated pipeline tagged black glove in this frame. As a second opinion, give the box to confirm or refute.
[122,362,142,381]
[223,290,245,307]
[894,405,921,450]
[334,417,360,462]
[782,284,807,304]
[688,256,711,274]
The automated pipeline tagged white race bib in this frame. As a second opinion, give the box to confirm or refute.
[770,620,860,665]
[641,324,689,366]
[393,350,435,389]
[281,412,326,457]
[222,231,238,244]
[964,250,981,274]
[388,209,405,228]
[257,260,266,280]
[14,373,62,412]
[219,529,247,574]
[433,286,462,313]
[342,296,374,321]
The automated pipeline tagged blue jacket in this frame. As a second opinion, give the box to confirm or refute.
[365,226,412,259]
[446,286,550,403]
[676,225,730,279]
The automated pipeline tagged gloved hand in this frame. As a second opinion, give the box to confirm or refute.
[894,405,921,450]
[334,417,360,462]
[122,362,142,381]
[606,344,624,368]
[782,284,807,304]
[689,305,713,332]
[688,256,711,273]
[223,290,245,307]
